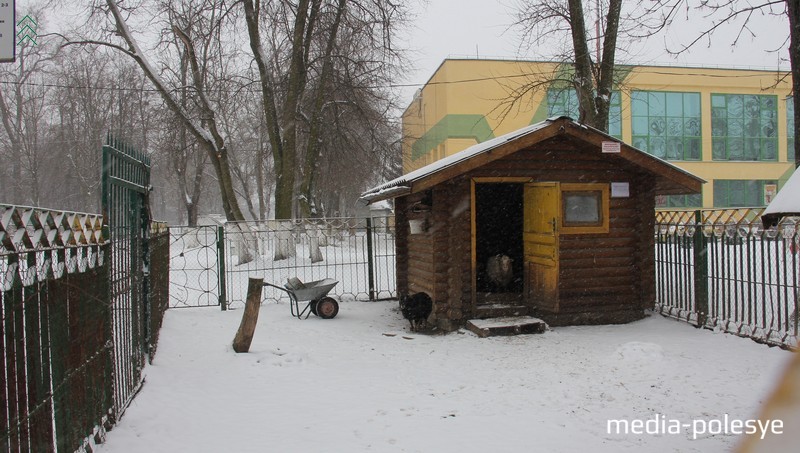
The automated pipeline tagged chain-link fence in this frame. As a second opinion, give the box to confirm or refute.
[167,217,396,310]
[222,217,396,308]
[655,209,799,348]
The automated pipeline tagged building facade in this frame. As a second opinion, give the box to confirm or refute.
[402,59,794,208]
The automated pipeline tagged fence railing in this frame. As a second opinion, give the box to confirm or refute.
[168,225,222,308]
[102,136,155,419]
[0,204,169,452]
[165,209,798,348]
[167,217,396,309]
[655,208,799,348]
[222,217,396,307]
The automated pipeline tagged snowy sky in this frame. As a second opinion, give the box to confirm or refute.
[29,0,792,110]
[398,0,791,105]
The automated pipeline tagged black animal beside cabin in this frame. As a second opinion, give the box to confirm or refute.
[399,292,433,332]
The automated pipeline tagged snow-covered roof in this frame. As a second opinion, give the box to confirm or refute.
[762,168,800,228]
[360,116,704,203]
[369,199,393,211]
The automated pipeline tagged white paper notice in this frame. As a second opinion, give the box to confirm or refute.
[611,182,630,198]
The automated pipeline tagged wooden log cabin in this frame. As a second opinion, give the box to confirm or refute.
[361,117,704,331]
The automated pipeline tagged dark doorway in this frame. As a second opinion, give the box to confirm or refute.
[475,183,524,295]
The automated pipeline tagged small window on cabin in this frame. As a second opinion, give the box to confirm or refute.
[564,192,601,224]
[561,183,610,234]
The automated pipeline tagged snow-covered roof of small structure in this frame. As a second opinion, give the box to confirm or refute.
[369,200,393,211]
[360,116,704,203]
[762,168,800,228]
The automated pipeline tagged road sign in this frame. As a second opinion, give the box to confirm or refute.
[0,1,14,62]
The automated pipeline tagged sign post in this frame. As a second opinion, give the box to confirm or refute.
[0,1,15,63]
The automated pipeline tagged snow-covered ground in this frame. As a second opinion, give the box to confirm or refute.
[94,301,793,453]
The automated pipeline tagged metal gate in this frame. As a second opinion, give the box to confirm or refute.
[168,225,224,309]
[101,136,152,420]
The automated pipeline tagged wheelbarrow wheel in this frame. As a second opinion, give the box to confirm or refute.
[315,297,339,319]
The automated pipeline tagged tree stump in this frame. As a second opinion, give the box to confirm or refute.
[232,278,264,353]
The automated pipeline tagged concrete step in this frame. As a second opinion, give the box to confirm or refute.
[466,316,548,338]
[474,304,529,319]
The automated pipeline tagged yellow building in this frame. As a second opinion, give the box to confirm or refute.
[403,59,794,208]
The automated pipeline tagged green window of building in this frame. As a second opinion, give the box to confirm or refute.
[547,88,580,119]
[607,92,622,138]
[713,180,777,208]
[631,91,701,161]
[711,94,778,161]
[656,193,703,209]
[788,97,795,163]
[546,88,622,139]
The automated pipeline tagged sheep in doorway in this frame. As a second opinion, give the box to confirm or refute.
[486,254,513,292]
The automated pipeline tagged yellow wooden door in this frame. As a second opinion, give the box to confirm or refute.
[523,182,560,312]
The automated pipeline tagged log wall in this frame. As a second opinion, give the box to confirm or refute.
[397,135,663,328]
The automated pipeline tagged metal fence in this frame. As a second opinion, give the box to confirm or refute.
[102,137,155,419]
[0,206,170,453]
[655,209,799,348]
[168,225,222,308]
[0,138,169,451]
[168,217,396,309]
[1,206,109,452]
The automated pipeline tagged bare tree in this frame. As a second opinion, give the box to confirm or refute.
[510,0,622,132]
[65,0,247,221]
[47,49,156,211]
[0,24,57,205]
[33,0,404,228]
[243,0,406,219]
[630,0,797,167]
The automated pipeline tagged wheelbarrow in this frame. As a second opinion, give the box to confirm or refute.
[263,277,340,319]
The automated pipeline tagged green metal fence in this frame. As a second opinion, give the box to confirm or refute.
[655,208,799,348]
[0,138,169,452]
[101,136,156,418]
[0,205,111,452]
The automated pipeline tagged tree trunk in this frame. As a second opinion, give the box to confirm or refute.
[788,0,800,168]
[244,0,321,221]
[307,221,323,263]
[276,0,315,220]
[299,0,348,219]
[244,0,288,220]
[232,278,264,353]
[273,220,296,261]
[593,0,622,134]
[568,0,598,127]
[257,118,267,221]
[187,202,198,227]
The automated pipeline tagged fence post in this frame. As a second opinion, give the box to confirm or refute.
[366,217,376,300]
[693,210,709,326]
[140,195,151,355]
[100,229,114,421]
[217,226,228,311]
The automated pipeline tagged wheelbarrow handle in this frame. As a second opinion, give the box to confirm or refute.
[263,282,311,319]
[263,282,293,296]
